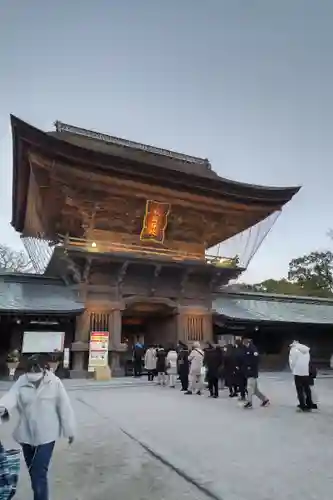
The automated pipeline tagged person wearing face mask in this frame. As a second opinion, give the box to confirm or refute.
[0,354,75,500]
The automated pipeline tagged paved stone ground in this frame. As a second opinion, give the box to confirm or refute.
[1,374,333,500]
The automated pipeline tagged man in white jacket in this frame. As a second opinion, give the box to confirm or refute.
[289,340,313,412]
[0,354,75,500]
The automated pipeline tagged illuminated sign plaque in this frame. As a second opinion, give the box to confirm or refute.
[140,200,171,244]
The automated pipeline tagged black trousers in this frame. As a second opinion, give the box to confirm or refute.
[236,373,248,399]
[147,370,154,381]
[294,375,313,409]
[134,359,142,377]
[179,371,189,391]
[207,375,219,397]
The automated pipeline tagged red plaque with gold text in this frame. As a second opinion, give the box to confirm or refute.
[140,200,171,244]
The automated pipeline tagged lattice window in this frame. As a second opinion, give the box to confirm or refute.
[89,312,110,332]
[185,316,204,342]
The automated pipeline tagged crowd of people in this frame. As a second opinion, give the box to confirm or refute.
[134,337,319,411]
[133,336,270,408]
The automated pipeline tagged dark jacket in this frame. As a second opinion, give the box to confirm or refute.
[133,344,144,361]
[309,359,317,381]
[243,343,260,379]
[156,349,167,373]
[234,344,246,373]
[204,346,223,377]
[177,348,189,374]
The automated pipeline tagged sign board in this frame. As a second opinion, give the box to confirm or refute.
[22,331,65,354]
[88,331,109,371]
[140,200,170,244]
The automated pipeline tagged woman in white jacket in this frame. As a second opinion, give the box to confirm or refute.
[166,348,178,388]
[0,355,75,500]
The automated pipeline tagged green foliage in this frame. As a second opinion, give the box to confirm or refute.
[245,250,333,298]
[288,251,333,296]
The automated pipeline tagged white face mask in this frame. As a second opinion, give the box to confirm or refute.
[26,373,43,383]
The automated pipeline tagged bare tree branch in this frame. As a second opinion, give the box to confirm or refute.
[0,244,34,273]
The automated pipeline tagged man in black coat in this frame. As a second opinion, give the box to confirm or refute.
[177,342,190,391]
[223,343,238,397]
[242,338,270,409]
[234,336,248,401]
[204,343,223,398]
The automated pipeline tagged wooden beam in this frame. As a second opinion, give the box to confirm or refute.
[29,152,281,214]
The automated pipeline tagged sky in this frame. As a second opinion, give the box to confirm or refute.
[0,0,332,283]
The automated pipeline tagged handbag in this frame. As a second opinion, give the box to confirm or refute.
[0,442,20,500]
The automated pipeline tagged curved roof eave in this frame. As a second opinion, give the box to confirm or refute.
[10,115,301,231]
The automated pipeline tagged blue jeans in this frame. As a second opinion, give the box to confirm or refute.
[21,442,55,500]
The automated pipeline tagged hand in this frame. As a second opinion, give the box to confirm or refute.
[68,436,74,445]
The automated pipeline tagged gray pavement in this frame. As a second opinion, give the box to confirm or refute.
[2,374,333,500]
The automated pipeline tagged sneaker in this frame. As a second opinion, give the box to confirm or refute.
[244,402,253,409]
[184,391,192,395]
[311,404,318,410]
[261,399,270,407]
[297,405,311,412]
[196,391,202,396]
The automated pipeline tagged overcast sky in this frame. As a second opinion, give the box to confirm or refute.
[0,0,332,283]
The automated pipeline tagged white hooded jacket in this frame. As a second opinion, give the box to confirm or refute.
[289,342,310,376]
[0,371,76,446]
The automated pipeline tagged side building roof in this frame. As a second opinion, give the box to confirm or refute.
[0,273,84,315]
[213,289,333,325]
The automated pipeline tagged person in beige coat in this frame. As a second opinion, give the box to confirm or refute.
[185,342,204,395]
[166,348,178,388]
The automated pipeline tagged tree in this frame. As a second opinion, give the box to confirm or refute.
[242,250,333,298]
[252,279,308,295]
[288,251,333,296]
[0,244,34,273]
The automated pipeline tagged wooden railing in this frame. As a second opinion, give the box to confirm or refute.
[57,234,240,267]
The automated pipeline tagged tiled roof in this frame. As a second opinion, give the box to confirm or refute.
[213,292,333,325]
[0,273,84,314]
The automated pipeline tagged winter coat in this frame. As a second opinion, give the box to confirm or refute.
[204,347,223,377]
[177,348,189,375]
[166,350,178,375]
[133,343,144,361]
[0,371,75,446]
[243,344,260,379]
[188,348,204,375]
[309,358,317,381]
[289,343,310,376]
[156,349,167,373]
[144,348,157,371]
[233,344,246,373]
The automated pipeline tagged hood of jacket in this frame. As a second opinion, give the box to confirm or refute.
[291,343,309,355]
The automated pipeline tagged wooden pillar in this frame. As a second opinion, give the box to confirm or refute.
[71,311,89,376]
[177,307,213,345]
[109,309,122,349]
